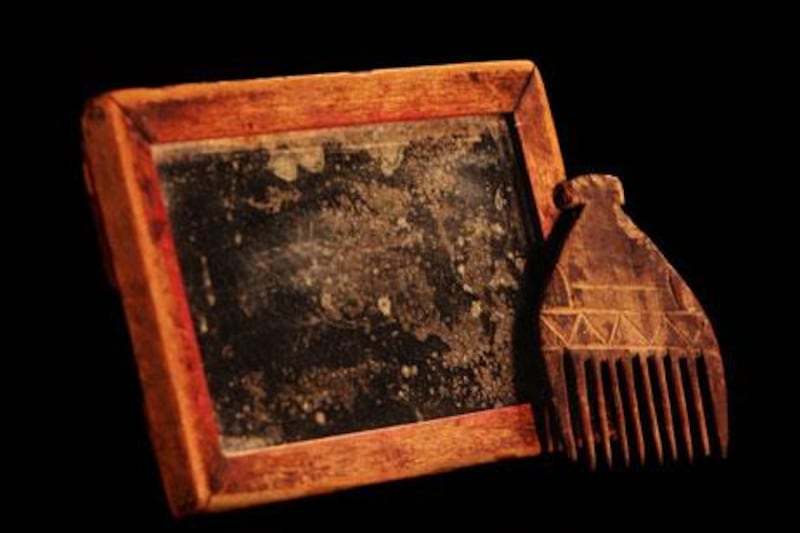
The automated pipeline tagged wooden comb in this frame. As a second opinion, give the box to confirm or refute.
[539,174,728,468]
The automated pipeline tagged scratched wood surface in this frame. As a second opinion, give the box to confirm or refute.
[154,115,538,451]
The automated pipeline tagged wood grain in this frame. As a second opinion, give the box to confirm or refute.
[109,61,534,143]
[82,60,565,516]
[214,405,538,511]
[513,66,565,238]
[83,100,217,515]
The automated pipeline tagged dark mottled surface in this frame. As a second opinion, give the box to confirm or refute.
[154,116,538,451]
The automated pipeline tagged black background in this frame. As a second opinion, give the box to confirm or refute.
[10,9,797,531]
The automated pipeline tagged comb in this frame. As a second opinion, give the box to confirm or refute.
[538,174,728,468]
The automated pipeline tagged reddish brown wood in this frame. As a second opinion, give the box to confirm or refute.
[513,66,565,237]
[109,62,534,143]
[83,102,213,514]
[215,405,537,510]
[82,61,565,516]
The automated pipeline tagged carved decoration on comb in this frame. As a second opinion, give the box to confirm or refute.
[539,174,728,468]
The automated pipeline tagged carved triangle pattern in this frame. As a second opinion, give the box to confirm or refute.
[540,310,712,349]
[572,315,606,345]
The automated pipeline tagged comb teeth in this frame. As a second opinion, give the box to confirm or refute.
[546,349,728,468]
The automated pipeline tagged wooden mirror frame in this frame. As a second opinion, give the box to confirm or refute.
[82,60,565,517]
